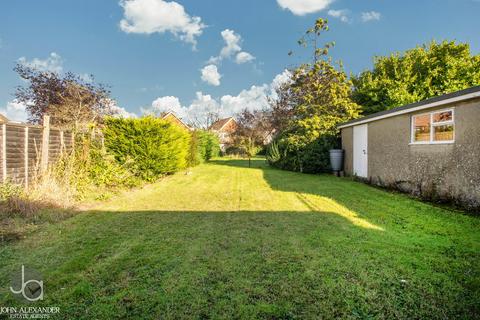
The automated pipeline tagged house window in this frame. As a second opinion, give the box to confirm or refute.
[411,109,454,144]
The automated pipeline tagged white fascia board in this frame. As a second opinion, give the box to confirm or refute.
[338,91,480,129]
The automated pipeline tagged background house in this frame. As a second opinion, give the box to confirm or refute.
[339,86,480,209]
[0,113,9,124]
[209,117,237,151]
[160,112,190,131]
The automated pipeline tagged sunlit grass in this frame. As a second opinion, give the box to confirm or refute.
[0,158,478,319]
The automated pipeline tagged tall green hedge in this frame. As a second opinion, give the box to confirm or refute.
[188,130,220,166]
[198,130,220,161]
[103,117,190,181]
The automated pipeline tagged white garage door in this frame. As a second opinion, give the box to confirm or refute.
[353,124,368,178]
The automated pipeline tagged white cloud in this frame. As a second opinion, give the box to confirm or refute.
[18,52,63,73]
[119,0,206,49]
[361,11,381,22]
[105,99,137,118]
[222,69,291,115]
[200,65,221,86]
[219,29,242,59]
[0,100,29,122]
[271,69,292,90]
[277,0,334,15]
[188,92,220,127]
[220,85,270,115]
[328,9,350,23]
[142,95,186,118]
[208,29,255,65]
[235,52,255,64]
[142,69,292,127]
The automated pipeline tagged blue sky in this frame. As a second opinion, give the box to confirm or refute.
[0,0,479,123]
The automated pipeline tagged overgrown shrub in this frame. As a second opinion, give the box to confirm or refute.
[53,133,140,199]
[269,134,339,173]
[103,117,191,181]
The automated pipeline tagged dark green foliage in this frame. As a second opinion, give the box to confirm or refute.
[103,117,190,181]
[266,141,281,165]
[188,130,220,166]
[198,130,220,161]
[225,145,245,156]
[271,134,338,173]
[352,40,480,115]
[187,130,202,167]
[268,19,358,174]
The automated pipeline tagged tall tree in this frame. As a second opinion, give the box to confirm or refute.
[267,81,298,133]
[14,64,114,128]
[352,40,480,115]
[268,18,360,173]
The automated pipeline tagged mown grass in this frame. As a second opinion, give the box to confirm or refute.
[0,158,478,319]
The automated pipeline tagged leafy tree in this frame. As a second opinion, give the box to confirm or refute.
[239,137,261,168]
[352,40,480,115]
[234,109,273,167]
[14,63,113,128]
[187,130,202,167]
[188,130,220,166]
[270,18,360,173]
[200,131,221,161]
[267,81,297,133]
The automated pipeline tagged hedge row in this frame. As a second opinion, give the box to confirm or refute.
[103,117,219,182]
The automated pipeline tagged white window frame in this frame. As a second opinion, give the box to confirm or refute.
[410,108,455,145]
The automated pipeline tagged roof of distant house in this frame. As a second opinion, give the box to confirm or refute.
[0,113,9,123]
[160,111,190,130]
[209,117,236,131]
[338,86,480,129]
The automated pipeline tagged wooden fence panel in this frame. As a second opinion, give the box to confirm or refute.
[0,116,73,187]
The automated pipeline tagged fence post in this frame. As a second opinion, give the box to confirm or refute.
[60,130,64,154]
[24,127,29,188]
[71,131,75,151]
[41,115,50,173]
[2,124,6,182]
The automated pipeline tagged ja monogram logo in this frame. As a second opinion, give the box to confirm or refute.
[10,265,44,302]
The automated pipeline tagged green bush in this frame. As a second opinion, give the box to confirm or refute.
[187,130,202,167]
[54,133,141,198]
[103,117,191,181]
[266,141,281,165]
[198,130,220,161]
[188,130,220,166]
[269,134,339,174]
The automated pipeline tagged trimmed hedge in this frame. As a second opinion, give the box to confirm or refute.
[103,117,190,181]
[188,130,221,166]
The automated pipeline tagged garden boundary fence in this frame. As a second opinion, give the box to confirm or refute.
[0,115,74,187]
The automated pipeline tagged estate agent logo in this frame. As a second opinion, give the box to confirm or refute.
[10,265,44,302]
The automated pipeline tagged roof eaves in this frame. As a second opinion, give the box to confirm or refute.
[338,86,480,129]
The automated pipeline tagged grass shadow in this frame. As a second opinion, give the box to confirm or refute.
[0,208,478,319]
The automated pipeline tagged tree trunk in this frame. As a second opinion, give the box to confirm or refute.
[249,157,251,168]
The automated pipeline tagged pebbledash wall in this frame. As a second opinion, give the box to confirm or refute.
[340,86,480,210]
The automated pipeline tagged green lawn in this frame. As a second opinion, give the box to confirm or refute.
[0,158,479,319]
